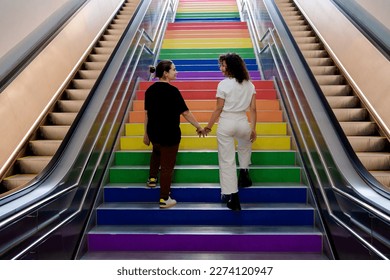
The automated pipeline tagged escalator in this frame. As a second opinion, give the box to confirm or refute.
[274,0,390,193]
[0,0,141,195]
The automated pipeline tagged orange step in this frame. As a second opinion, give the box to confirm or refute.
[128,110,283,123]
[132,99,280,111]
[136,89,277,100]
[166,22,248,30]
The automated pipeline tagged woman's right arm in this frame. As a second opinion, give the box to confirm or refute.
[143,111,150,146]
[205,97,224,133]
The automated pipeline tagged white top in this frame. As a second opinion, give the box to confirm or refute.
[216,78,256,112]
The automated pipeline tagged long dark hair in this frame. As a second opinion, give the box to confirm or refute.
[149,60,173,78]
[219,53,250,83]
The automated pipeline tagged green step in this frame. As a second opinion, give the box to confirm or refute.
[109,166,301,184]
[114,150,296,166]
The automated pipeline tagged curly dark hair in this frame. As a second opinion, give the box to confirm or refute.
[219,53,250,83]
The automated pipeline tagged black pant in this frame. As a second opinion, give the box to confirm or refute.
[149,143,179,199]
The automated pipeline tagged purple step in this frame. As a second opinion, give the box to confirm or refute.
[176,71,261,80]
[88,233,322,253]
[88,226,323,253]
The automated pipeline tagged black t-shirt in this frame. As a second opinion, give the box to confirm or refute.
[144,82,188,145]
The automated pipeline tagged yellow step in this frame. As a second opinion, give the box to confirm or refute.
[125,123,287,136]
[120,136,291,150]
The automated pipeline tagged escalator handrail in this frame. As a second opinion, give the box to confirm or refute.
[331,0,390,61]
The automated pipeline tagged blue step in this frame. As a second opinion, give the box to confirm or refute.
[96,203,315,226]
[175,64,258,71]
[103,184,308,203]
[168,58,257,65]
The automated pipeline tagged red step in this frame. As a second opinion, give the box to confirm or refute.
[132,99,280,111]
[166,22,248,30]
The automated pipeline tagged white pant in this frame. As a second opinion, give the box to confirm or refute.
[217,111,252,194]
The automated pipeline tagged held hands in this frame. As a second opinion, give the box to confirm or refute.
[196,127,207,137]
[196,126,212,137]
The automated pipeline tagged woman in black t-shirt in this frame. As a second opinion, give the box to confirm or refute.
[143,60,205,208]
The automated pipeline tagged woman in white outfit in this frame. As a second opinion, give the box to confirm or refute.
[204,53,257,211]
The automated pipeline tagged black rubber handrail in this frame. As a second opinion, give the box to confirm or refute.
[331,0,390,60]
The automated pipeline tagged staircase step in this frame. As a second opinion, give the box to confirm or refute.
[165,31,251,39]
[119,135,291,150]
[114,150,296,166]
[109,166,301,184]
[128,110,282,123]
[39,125,69,140]
[166,22,249,30]
[57,100,84,112]
[175,64,258,71]
[162,38,253,49]
[159,48,256,59]
[174,71,261,80]
[132,99,281,111]
[348,136,388,152]
[48,112,77,125]
[103,184,307,203]
[340,122,378,136]
[1,174,37,191]
[135,88,276,99]
[87,225,322,253]
[96,202,314,226]
[357,152,390,170]
[138,80,274,90]
[17,156,52,174]
[125,122,287,136]
[171,58,256,65]
[333,108,368,121]
[29,140,62,156]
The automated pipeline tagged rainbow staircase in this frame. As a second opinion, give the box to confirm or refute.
[83,0,326,259]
